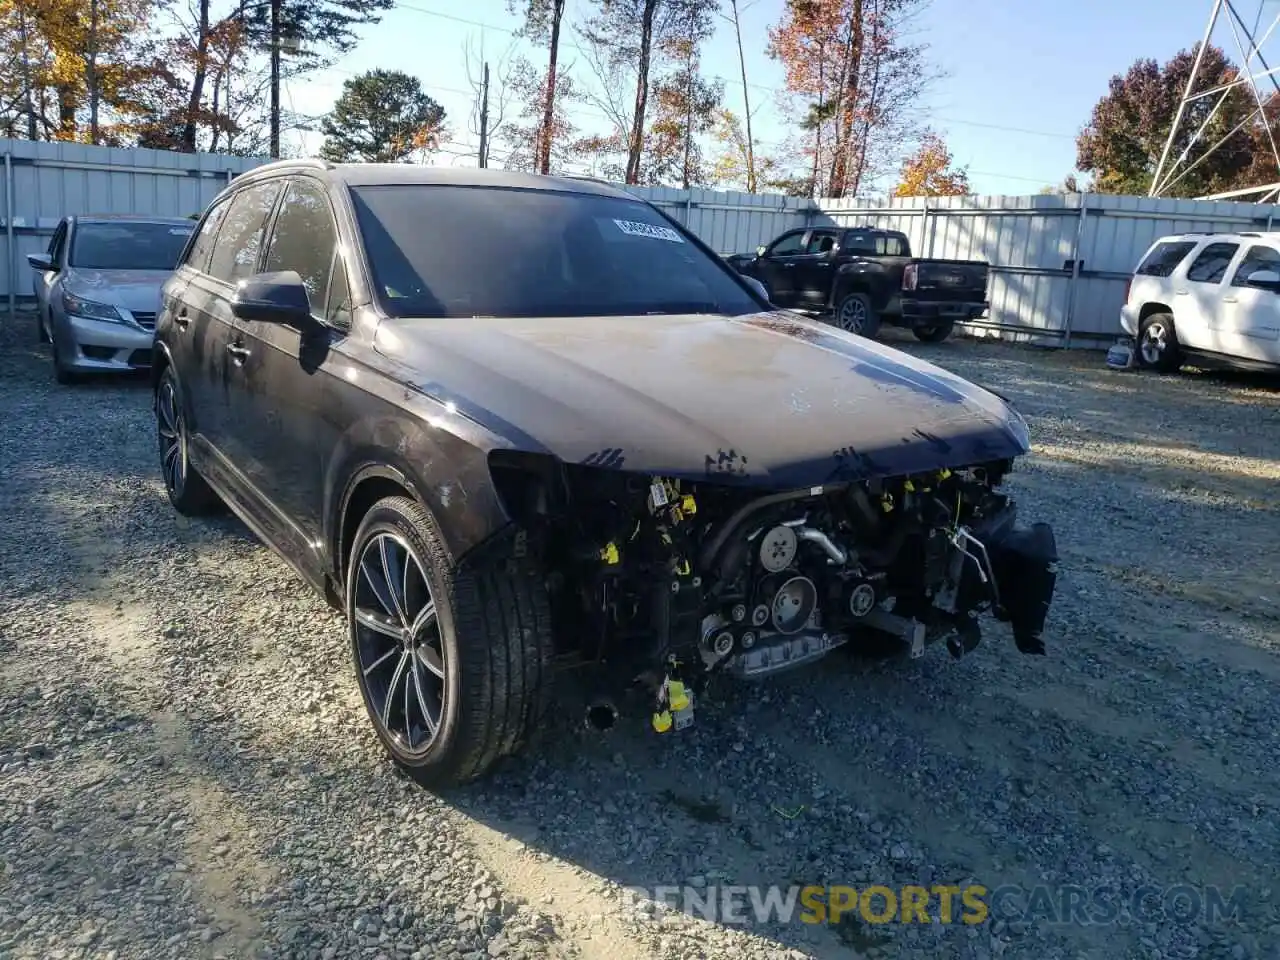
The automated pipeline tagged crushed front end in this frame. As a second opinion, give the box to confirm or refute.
[490,451,1059,732]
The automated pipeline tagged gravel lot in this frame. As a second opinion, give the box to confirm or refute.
[1,311,1278,960]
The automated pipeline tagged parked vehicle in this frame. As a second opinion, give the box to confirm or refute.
[1121,231,1280,372]
[723,225,990,342]
[28,215,195,384]
[153,160,1059,788]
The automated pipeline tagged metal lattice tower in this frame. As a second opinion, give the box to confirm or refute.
[1151,0,1280,201]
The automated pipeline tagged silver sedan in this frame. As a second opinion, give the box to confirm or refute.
[28,214,195,384]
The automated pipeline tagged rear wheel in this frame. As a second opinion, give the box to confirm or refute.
[346,497,554,789]
[1137,312,1182,372]
[156,366,221,515]
[834,292,881,338]
[913,319,956,342]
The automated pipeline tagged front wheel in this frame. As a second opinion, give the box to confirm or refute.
[156,366,221,515]
[913,319,956,343]
[346,497,554,789]
[834,292,881,338]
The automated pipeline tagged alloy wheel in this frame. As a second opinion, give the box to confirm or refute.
[837,297,866,334]
[1140,321,1168,365]
[352,533,446,757]
[156,379,187,496]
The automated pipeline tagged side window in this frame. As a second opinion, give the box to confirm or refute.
[324,250,353,328]
[1135,240,1196,277]
[184,197,231,273]
[875,234,905,256]
[804,231,838,255]
[1229,244,1280,286]
[843,231,876,254]
[207,181,283,284]
[48,221,67,261]
[1184,242,1239,284]
[261,178,344,321]
[767,231,806,257]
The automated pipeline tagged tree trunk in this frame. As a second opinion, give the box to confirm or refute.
[87,0,100,144]
[17,4,38,139]
[209,70,223,152]
[181,0,213,153]
[625,0,658,185]
[729,0,755,192]
[57,87,77,140]
[826,0,864,199]
[538,0,566,175]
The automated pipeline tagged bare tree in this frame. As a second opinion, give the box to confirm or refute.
[463,31,520,166]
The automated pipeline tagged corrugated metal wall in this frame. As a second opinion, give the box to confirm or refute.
[7,136,1280,347]
[0,138,265,309]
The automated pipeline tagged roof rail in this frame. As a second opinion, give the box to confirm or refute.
[247,157,334,174]
[554,173,616,187]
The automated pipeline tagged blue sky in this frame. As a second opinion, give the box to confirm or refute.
[284,0,1248,196]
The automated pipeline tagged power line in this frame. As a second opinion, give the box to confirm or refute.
[386,1,1080,142]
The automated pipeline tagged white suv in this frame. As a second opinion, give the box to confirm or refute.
[1120,231,1280,372]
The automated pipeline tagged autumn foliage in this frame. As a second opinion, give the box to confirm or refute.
[893,132,970,197]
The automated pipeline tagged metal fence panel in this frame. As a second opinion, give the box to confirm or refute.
[9,137,1280,347]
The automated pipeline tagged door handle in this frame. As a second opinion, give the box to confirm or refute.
[174,308,190,329]
[1174,289,1189,296]
[1221,296,1238,303]
[783,262,796,268]
[226,343,251,364]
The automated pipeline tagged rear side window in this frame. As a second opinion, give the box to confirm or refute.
[843,231,877,254]
[185,198,230,273]
[876,234,905,256]
[207,181,283,284]
[262,178,348,325]
[1229,244,1280,286]
[1185,242,1239,284]
[1135,240,1196,277]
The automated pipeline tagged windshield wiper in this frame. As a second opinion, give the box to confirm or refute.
[644,300,721,315]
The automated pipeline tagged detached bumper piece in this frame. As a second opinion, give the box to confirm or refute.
[987,522,1058,655]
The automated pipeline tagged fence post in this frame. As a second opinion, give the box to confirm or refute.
[922,199,932,257]
[1063,196,1088,350]
[4,152,14,323]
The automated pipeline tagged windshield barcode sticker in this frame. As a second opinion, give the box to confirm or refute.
[613,219,685,243]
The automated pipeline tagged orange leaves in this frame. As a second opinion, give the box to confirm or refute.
[893,132,970,197]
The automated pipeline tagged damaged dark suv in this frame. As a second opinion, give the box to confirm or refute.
[153,160,1059,788]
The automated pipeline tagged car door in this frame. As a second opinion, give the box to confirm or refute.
[1175,240,1239,350]
[755,229,809,306]
[793,229,841,306]
[186,180,285,479]
[1218,243,1280,362]
[224,175,353,574]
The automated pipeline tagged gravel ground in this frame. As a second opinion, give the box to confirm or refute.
[1,312,1279,960]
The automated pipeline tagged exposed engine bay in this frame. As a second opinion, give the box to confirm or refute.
[493,453,1058,732]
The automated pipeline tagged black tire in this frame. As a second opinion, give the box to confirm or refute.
[1136,312,1182,373]
[156,366,221,515]
[833,292,881,338]
[912,318,956,343]
[346,496,554,789]
[37,308,49,344]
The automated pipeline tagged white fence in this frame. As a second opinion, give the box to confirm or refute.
[8,137,1280,347]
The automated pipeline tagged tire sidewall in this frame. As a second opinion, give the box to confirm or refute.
[157,367,188,506]
[345,500,464,773]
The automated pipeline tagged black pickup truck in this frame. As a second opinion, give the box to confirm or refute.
[724,225,990,342]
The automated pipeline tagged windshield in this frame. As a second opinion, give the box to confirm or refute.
[349,184,764,318]
[69,221,194,270]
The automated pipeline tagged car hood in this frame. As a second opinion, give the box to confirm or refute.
[64,268,171,314]
[374,310,1030,489]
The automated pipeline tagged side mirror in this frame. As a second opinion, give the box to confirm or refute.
[742,276,770,302]
[756,245,767,258]
[1246,268,1280,290]
[27,253,55,272]
[230,270,314,325]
